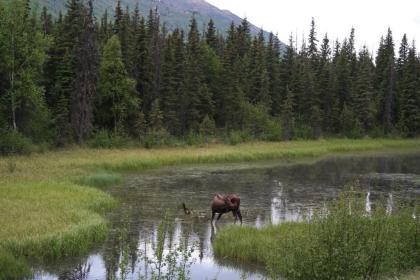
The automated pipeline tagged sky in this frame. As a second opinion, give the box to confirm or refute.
[206,0,420,53]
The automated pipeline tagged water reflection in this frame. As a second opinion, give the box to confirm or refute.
[32,152,420,280]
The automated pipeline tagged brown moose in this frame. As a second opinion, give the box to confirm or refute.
[211,194,242,224]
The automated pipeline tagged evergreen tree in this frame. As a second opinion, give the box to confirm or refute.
[205,19,218,51]
[249,30,271,108]
[97,35,137,133]
[40,6,53,36]
[281,87,295,140]
[398,43,420,136]
[160,31,182,135]
[71,0,99,144]
[375,28,396,134]
[308,18,319,71]
[184,17,213,132]
[352,46,375,131]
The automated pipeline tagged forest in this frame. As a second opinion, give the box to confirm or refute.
[0,0,419,155]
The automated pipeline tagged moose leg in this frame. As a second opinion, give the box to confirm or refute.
[232,211,238,223]
[237,209,243,224]
[217,213,223,221]
[211,211,216,223]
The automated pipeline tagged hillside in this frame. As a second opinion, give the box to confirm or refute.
[35,0,284,43]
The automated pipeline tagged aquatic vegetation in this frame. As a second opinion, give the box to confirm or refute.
[214,190,420,280]
[106,214,196,280]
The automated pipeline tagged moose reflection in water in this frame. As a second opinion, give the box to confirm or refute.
[211,194,243,224]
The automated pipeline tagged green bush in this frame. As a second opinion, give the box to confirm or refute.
[143,128,171,149]
[89,130,132,149]
[0,129,33,156]
[293,124,313,139]
[226,130,246,145]
[260,119,282,141]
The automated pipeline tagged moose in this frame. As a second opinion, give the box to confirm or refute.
[211,194,242,224]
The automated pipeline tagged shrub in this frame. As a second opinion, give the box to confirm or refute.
[143,128,171,149]
[0,129,32,156]
[226,131,245,145]
[89,130,132,149]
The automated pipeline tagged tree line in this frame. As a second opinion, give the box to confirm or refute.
[0,0,419,153]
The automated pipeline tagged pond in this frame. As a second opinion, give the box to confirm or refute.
[32,151,420,280]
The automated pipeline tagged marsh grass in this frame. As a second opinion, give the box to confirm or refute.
[214,190,420,280]
[77,172,122,188]
[6,156,17,173]
[92,139,420,172]
[0,250,32,280]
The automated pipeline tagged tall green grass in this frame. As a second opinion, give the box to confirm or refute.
[214,191,420,280]
[77,172,122,188]
[0,250,31,280]
[95,139,420,172]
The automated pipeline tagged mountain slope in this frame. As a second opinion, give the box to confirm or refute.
[36,0,284,44]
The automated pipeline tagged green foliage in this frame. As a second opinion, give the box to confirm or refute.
[199,114,216,140]
[214,189,420,280]
[89,130,133,149]
[341,105,363,138]
[97,35,138,133]
[0,0,50,141]
[226,130,246,146]
[143,128,171,149]
[0,129,32,156]
[239,102,281,140]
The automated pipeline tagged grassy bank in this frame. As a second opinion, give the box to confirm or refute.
[213,191,420,280]
[1,138,420,278]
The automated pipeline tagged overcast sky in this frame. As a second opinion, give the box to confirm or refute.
[206,0,420,53]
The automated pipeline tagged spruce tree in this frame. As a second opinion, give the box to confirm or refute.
[97,35,137,133]
[281,87,295,140]
[375,28,396,134]
[205,19,218,51]
[71,0,99,144]
[184,17,213,132]
[398,43,420,136]
[353,46,375,131]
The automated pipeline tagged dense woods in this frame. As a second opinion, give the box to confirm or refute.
[0,0,419,154]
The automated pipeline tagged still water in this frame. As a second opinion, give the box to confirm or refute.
[32,152,420,280]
